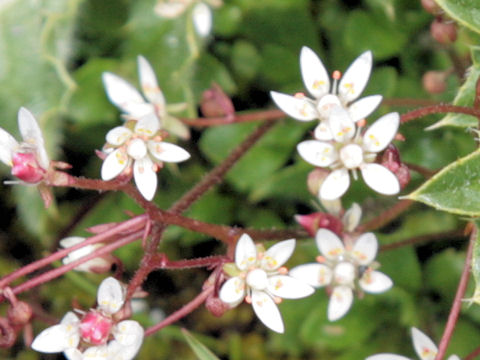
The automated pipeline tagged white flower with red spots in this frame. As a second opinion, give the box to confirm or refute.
[366,327,460,360]
[101,114,190,200]
[103,56,190,140]
[219,234,314,333]
[31,277,144,360]
[290,228,392,321]
[271,47,382,140]
[0,107,49,184]
[297,109,401,200]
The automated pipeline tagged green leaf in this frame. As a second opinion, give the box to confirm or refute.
[428,46,480,129]
[181,328,220,360]
[406,148,480,216]
[436,0,480,35]
[470,220,480,305]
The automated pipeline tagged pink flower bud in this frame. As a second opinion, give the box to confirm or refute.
[421,0,442,15]
[200,83,235,120]
[295,212,343,237]
[79,311,113,345]
[205,294,230,317]
[11,152,45,183]
[422,71,447,94]
[381,145,411,189]
[7,301,32,326]
[430,18,457,44]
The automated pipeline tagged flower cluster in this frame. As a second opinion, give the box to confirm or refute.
[367,327,460,360]
[271,47,402,200]
[219,234,314,333]
[32,277,144,360]
[102,56,191,200]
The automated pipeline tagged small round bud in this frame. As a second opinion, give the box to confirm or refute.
[205,295,230,317]
[11,152,45,183]
[421,0,442,14]
[422,71,447,94]
[430,19,457,44]
[295,212,343,237]
[7,301,33,326]
[381,145,411,190]
[200,83,235,120]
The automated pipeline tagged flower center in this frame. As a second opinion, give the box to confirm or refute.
[11,152,45,183]
[333,261,356,285]
[79,311,113,346]
[339,144,364,169]
[127,138,148,160]
[246,268,269,291]
[316,94,341,119]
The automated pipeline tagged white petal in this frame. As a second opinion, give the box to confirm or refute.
[235,234,257,271]
[102,72,150,116]
[101,149,130,181]
[447,356,461,360]
[366,355,410,360]
[114,320,144,348]
[134,113,161,136]
[297,140,337,167]
[327,105,355,142]
[339,51,372,103]
[0,127,18,166]
[127,139,148,160]
[352,232,378,265]
[219,276,246,306]
[31,323,79,353]
[82,345,109,360]
[290,263,333,287]
[328,285,353,321]
[137,55,166,107]
[148,141,190,163]
[64,348,83,360]
[268,275,314,299]
[361,163,400,195]
[107,339,142,360]
[348,95,383,122]
[60,236,85,248]
[313,122,333,141]
[315,228,345,260]
[192,2,212,37]
[251,290,284,333]
[411,327,438,360]
[270,91,317,121]
[105,126,132,146]
[133,157,157,201]
[262,239,295,270]
[300,46,330,99]
[319,168,350,200]
[360,271,393,293]
[97,277,125,315]
[342,203,362,232]
[163,115,191,140]
[363,112,400,153]
[18,107,49,169]
[154,1,188,18]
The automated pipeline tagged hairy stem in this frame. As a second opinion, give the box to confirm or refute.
[181,109,284,127]
[401,104,480,124]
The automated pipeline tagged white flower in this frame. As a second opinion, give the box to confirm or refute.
[154,0,222,37]
[101,115,190,200]
[290,228,392,321]
[32,277,144,360]
[60,237,113,273]
[219,234,314,333]
[297,109,401,200]
[366,327,461,360]
[271,47,382,140]
[102,55,190,140]
[0,107,49,184]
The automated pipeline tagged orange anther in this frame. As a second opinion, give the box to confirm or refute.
[357,118,367,127]
[332,70,342,80]
[294,92,305,99]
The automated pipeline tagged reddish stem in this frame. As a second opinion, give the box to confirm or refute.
[380,230,464,252]
[357,200,413,233]
[148,254,229,270]
[144,286,214,336]
[435,224,476,360]
[180,109,284,127]
[465,345,480,360]
[401,104,480,124]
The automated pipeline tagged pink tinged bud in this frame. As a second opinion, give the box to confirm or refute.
[11,152,45,183]
[422,71,447,94]
[307,168,330,196]
[295,212,343,237]
[381,145,411,189]
[7,301,33,326]
[205,294,230,317]
[79,311,113,345]
[200,83,235,120]
[430,18,457,44]
[421,0,442,14]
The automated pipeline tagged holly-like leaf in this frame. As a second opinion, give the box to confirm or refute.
[181,328,220,360]
[406,148,480,216]
[436,0,480,35]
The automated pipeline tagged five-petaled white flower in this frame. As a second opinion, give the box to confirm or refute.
[0,107,49,184]
[366,327,460,360]
[32,277,144,360]
[155,0,223,37]
[297,108,401,200]
[271,47,382,140]
[103,55,190,140]
[290,228,392,321]
[219,234,314,333]
[101,114,190,200]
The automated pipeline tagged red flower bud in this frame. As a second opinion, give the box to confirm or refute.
[422,71,447,94]
[421,0,442,15]
[11,152,45,183]
[205,294,230,317]
[430,18,457,44]
[200,83,235,120]
[295,212,343,237]
[381,145,411,189]
[7,301,32,326]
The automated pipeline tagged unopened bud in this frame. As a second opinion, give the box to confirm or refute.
[7,301,32,326]
[11,152,45,183]
[381,145,411,189]
[0,318,15,348]
[295,212,343,237]
[422,71,447,94]
[421,0,442,14]
[205,294,230,317]
[430,18,457,44]
[200,83,235,120]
